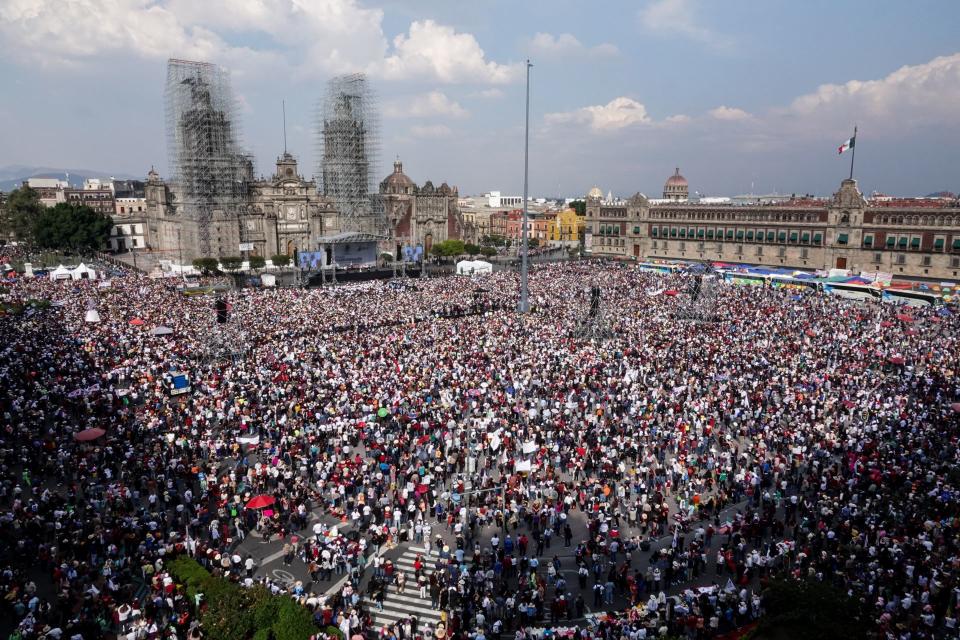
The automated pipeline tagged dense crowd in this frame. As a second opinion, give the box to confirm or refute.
[1,251,959,640]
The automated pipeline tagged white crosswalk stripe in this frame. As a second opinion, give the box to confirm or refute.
[363,545,446,631]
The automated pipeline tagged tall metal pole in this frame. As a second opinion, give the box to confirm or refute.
[518,60,533,314]
[849,125,858,181]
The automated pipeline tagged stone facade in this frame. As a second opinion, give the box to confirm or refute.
[587,178,960,280]
[143,151,334,261]
[379,159,467,256]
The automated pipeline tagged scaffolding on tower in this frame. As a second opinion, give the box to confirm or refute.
[165,59,252,258]
[315,73,386,235]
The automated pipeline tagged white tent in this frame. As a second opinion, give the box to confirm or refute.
[260,273,276,287]
[49,265,73,281]
[456,260,493,276]
[71,263,97,280]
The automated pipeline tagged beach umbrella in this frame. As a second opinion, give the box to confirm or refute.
[896,313,915,322]
[888,356,905,365]
[129,318,145,326]
[74,428,105,442]
[245,495,275,509]
[664,289,678,297]
[377,407,388,418]
[150,325,174,336]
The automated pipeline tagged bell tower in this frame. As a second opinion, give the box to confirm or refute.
[275,152,298,181]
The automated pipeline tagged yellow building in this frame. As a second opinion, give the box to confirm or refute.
[547,208,585,244]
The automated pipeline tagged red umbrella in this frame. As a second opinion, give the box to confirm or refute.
[245,495,275,509]
[888,356,905,365]
[895,313,915,322]
[664,289,678,297]
[952,403,960,413]
[129,318,145,326]
[805,329,815,337]
[74,427,105,442]
[880,321,893,328]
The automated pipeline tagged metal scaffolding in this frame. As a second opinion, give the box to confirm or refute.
[165,59,251,257]
[316,73,383,233]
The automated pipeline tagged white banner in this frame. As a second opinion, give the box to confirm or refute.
[522,441,538,455]
[237,434,260,445]
[239,242,254,251]
[515,460,532,473]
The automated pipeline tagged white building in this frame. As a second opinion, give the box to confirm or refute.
[107,221,146,252]
[485,191,523,208]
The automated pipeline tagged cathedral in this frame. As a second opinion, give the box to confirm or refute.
[141,153,466,263]
[143,150,334,260]
[380,158,465,258]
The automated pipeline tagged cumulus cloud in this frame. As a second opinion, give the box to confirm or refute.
[384,91,468,119]
[709,106,752,121]
[528,32,618,58]
[380,20,522,84]
[639,0,733,51]
[783,53,960,131]
[409,124,453,138]
[545,97,651,132]
[0,0,270,68]
[471,88,504,99]
[0,0,519,85]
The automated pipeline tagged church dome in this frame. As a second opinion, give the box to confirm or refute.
[665,168,687,187]
[382,159,415,193]
[588,186,603,199]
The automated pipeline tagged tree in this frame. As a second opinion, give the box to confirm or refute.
[32,203,112,253]
[464,243,481,255]
[430,239,466,258]
[271,254,291,268]
[480,246,497,257]
[219,256,243,271]
[569,199,586,216]
[481,234,506,247]
[248,255,266,271]
[4,187,45,244]
[192,257,219,275]
[527,238,540,248]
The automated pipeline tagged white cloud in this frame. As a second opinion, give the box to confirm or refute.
[528,32,618,58]
[783,53,960,131]
[409,124,452,138]
[0,1,518,85]
[385,91,468,119]
[709,106,752,121]
[0,0,282,69]
[380,20,522,84]
[471,88,504,99]
[545,97,651,132]
[639,0,732,51]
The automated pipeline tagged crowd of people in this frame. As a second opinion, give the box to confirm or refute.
[1,249,959,640]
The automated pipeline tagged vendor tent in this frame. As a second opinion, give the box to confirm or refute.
[456,260,493,276]
[71,263,97,280]
[49,265,73,281]
[260,273,276,287]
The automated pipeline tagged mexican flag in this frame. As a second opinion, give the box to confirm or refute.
[838,136,856,155]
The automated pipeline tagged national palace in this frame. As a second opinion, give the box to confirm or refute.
[587,170,960,280]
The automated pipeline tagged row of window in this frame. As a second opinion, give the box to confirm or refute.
[863,235,960,251]
[651,227,825,244]
[648,211,822,223]
[650,241,801,258]
[872,214,960,226]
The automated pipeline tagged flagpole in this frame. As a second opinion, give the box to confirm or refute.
[849,125,857,180]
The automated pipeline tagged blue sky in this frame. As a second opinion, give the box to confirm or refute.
[1,0,959,197]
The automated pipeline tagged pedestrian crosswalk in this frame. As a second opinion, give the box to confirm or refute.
[363,545,445,631]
